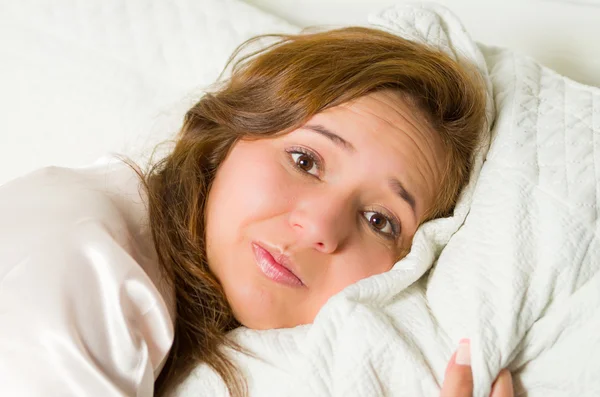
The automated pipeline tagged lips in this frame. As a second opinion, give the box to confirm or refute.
[252,242,304,287]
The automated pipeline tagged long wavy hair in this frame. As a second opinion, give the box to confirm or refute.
[130,26,487,396]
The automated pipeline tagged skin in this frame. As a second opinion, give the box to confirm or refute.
[204,88,447,330]
[441,341,514,397]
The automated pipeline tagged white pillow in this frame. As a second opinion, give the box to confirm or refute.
[0,0,299,186]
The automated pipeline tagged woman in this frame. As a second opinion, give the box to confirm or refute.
[0,26,510,396]
[143,26,509,396]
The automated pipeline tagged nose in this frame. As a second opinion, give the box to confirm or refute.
[288,191,352,254]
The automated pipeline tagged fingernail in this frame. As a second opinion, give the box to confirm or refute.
[455,339,471,366]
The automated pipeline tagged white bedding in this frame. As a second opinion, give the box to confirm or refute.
[175,4,600,397]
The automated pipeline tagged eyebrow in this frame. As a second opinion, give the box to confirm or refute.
[303,124,356,152]
[389,178,417,218]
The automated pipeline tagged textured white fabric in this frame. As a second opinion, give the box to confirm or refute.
[176,4,600,397]
[0,158,175,396]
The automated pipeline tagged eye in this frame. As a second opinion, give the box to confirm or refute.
[288,148,321,177]
[363,211,400,240]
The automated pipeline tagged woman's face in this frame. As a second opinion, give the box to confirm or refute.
[205,89,446,329]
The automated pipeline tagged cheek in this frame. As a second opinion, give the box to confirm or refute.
[207,142,291,238]
[298,249,394,325]
[204,141,301,327]
[322,248,395,297]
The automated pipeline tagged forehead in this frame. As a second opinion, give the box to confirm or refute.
[309,91,436,162]
[317,90,431,144]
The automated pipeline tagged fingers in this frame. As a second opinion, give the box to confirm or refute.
[440,340,514,397]
[490,369,514,397]
[440,339,473,397]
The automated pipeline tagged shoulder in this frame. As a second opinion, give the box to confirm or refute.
[1,161,137,222]
[0,160,146,245]
[0,161,176,392]
[0,157,176,326]
[0,159,162,287]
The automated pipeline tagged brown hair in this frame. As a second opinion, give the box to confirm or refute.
[132,26,487,396]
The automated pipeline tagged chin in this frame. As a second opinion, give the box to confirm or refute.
[229,295,307,330]
[213,250,313,329]
[233,311,280,330]
[225,285,276,330]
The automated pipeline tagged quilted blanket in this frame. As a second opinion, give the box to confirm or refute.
[175,3,600,397]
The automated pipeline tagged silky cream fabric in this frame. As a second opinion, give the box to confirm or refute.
[0,157,175,396]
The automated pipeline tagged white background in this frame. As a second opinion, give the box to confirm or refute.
[246,0,600,88]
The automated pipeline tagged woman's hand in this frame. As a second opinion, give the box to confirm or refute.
[440,340,513,397]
